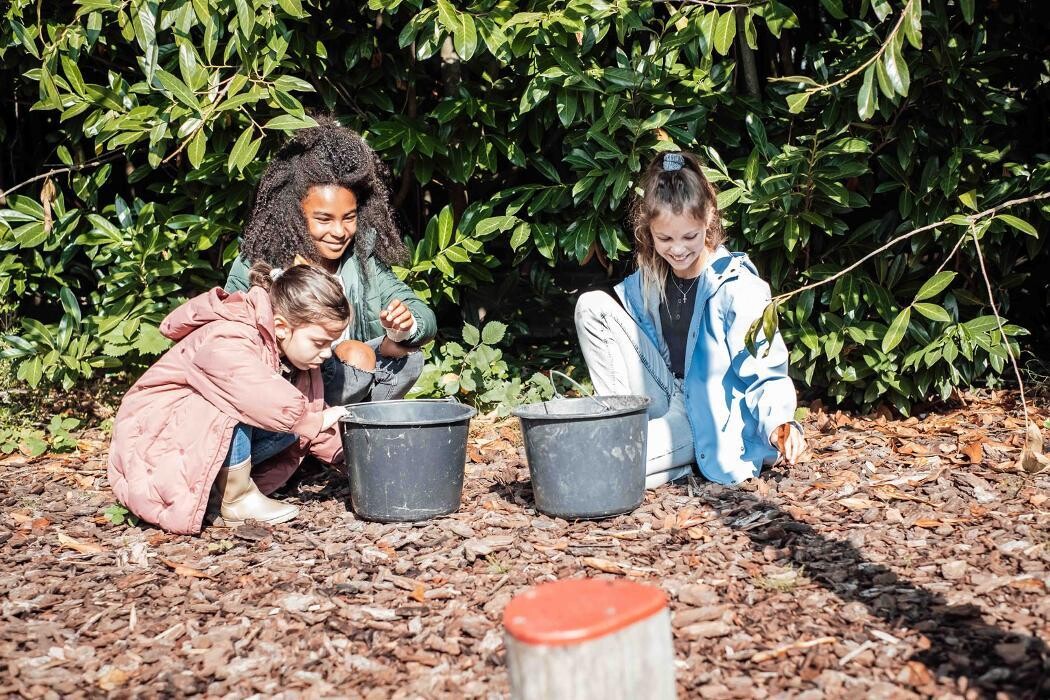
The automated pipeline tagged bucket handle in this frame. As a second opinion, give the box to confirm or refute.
[340,395,459,420]
[549,369,612,412]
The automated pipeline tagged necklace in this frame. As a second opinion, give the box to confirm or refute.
[668,274,699,321]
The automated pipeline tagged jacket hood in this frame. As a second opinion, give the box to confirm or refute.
[160,286,276,344]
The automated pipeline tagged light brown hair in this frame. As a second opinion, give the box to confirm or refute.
[247,262,351,329]
[629,151,725,301]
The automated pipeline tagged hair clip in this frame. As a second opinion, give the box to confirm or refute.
[662,152,685,172]
[269,267,284,281]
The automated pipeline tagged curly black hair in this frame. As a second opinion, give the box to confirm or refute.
[240,116,408,271]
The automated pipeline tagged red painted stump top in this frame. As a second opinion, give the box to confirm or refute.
[502,578,667,646]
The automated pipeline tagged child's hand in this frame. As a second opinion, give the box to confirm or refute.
[322,405,349,431]
[379,299,414,333]
[773,423,806,465]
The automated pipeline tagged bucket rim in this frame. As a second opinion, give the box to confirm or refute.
[511,394,651,421]
[340,398,477,426]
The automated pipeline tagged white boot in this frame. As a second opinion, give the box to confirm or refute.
[214,458,299,526]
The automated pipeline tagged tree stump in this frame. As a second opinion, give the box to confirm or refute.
[502,578,676,700]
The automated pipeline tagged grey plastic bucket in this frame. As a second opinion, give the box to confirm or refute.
[340,399,476,522]
[512,395,650,519]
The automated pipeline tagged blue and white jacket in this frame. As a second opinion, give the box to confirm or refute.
[614,246,798,484]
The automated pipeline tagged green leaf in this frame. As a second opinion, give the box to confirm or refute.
[874,56,895,99]
[481,321,507,345]
[22,433,49,457]
[437,207,454,249]
[958,190,977,211]
[59,288,81,326]
[133,325,171,355]
[227,126,255,172]
[960,0,974,24]
[819,0,847,20]
[713,10,736,55]
[857,64,877,120]
[187,129,206,169]
[915,271,957,301]
[509,222,531,250]
[155,70,201,113]
[474,215,520,238]
[882,307,911,353]
[761,302,779,350]
[462,323,480,346]
[276,0,307,18]
[454,14,478,61]
[234,0,255,38]
[913,302,951,322]
[904,0,923,49]
[263,114,319,131]
[436,0,462,33]
[995,214,1038,238]
[882,38,909,97]
[786,92,810,114]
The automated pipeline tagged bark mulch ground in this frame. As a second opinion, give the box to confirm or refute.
[1,391,1048,699]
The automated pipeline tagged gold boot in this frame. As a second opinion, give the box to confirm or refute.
[214,458,299,526]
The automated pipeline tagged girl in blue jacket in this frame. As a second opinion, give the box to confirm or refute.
[574,151,806,488]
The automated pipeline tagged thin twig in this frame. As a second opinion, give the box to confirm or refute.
[777,0,913,98]
[161,76,237,165]
[771,190,1050,304]
[970,226,1030,424]
[654,0,765,8]
[752,636,836,663]
[0,153,122,201]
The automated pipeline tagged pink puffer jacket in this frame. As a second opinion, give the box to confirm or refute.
[107,286,343,534]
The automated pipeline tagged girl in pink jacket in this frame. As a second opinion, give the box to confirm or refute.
[108,263,351,534]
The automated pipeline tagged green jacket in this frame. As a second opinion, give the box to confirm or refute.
[224,254,436,346]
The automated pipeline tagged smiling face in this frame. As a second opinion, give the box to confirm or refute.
[302,185,358,269]
[649,208,713,278]
[274,318,347,371]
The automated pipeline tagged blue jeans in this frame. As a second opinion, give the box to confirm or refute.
[223,423,298,467]
[321,336,425,405]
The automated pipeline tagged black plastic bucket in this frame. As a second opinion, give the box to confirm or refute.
[512,395,650,519]
[340,399,477,522]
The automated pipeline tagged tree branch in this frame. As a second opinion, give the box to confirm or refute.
[771,190,1050,304]
[0,153,123,202]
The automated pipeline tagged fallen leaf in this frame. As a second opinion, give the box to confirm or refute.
[159,557,213,578]
[1020,423,1049,474]
[581,557,626,574]
[1008,577,1046,592]
[904,660,934,686]
[57,532,105,554]
[897,440,934,456]
[837,497,875,511]
[97,667,128,691]
[960,437,985,463]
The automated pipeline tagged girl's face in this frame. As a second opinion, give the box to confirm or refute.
[650,208,713,278]
[302,185,358,266]
[274,318,347,371]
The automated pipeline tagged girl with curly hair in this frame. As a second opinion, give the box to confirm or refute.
[225,117,436,406]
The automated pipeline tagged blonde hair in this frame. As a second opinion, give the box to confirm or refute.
[247,262,351,329]
[629,151,725,302]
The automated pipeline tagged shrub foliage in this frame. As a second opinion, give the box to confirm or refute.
[1,0,1047,410]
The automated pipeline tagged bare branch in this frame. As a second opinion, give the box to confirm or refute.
[0,153,122,202]
[771,190,1050,304]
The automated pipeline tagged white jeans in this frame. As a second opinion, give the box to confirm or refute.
[574,291,695,489]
